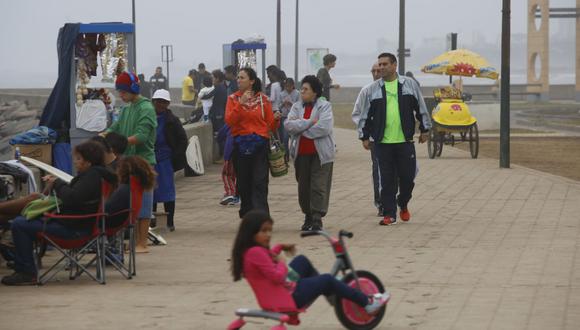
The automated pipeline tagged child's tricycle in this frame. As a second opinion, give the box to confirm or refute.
[227,229,389,330]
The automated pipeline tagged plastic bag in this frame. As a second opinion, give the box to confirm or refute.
[76,99,107,132]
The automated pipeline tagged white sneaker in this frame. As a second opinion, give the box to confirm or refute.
[220,195,234,206]
[364,292,390,314]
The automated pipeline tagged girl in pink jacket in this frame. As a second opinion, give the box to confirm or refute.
[230,210,389,314]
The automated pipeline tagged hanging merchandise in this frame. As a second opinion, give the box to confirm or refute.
[237,50,257,71]
[100,33,127,83]
[74,33,107,107]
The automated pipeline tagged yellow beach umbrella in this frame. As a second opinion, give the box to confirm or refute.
[421,49,498,80]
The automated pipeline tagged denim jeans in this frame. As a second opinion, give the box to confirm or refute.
[10,216,91,275]
[290,255,368,309]
[139,190,154,219]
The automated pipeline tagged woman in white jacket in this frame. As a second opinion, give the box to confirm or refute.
[284,75,335,231]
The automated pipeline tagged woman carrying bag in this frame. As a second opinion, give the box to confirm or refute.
[284,75,335,232]
[225,67,279,218]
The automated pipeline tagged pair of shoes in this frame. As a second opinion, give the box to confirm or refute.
[220,195,235,205]
[365,292,390,314]
[400,208,411,222]
[167,225,175,232]
[379,216,397,226]
[1,271,37,286]
[227,196,240,206]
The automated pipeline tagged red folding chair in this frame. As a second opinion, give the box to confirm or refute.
[104,176,144,279]
[35,180,112,285]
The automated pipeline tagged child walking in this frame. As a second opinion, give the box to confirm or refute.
[217,124,239,205]
[231,210,390,313]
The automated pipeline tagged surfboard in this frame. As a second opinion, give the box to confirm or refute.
[20,156,74,183]
[185,135,204,175]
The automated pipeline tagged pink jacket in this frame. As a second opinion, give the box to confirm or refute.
[243,244,298,312]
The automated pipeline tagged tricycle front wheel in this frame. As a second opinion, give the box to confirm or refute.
[334,270,387,330]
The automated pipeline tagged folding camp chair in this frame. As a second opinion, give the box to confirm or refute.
[103,176,143,279]
[35,180,112,285]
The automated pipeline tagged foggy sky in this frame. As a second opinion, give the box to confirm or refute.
[0,0,576,88]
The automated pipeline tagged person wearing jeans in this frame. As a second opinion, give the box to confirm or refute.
[225,68,278,218]
[289,255,368,308]
[2,141,116,285]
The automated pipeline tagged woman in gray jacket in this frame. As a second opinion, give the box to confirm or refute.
[284,75,335,231]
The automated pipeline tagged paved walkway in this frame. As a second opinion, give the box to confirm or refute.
[1,127,579,330]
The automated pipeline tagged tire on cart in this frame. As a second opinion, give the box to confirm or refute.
[428,128,438,159]
[436,132,444,157]
[469,122,479,159]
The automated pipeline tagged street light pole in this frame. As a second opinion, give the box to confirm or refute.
[500,0,511,168]
[294,0,299,80]
[398,0,405,75]
[276,0,281,67]
[131,0,137,73]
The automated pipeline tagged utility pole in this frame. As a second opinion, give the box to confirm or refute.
[448,33,458,84]
[161,45,173,88]
[131,0,137,72]
[398,0,405,75]
[276,0,281,67]
[500,0,511,168]
[294,0,299,80]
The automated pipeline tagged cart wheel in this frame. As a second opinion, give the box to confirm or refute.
[436,132,444,157]
[428,129,438,159]
[469,123,479,159]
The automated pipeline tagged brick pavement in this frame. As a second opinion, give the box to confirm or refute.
[1,127,579,330]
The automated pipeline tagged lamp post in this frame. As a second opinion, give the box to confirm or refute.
[276,0,281,67]
[500,0,511,168]
[294,0,299,80]
[131,0,137,72]
[398,0,405,75]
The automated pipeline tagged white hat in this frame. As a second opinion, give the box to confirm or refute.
[152,89,171,102]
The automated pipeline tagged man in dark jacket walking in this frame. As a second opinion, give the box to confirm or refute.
[354,53,431,226]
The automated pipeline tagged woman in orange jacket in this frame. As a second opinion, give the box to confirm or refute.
[225,67,278,218]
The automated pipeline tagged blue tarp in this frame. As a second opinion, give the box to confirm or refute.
[39,23,80,131]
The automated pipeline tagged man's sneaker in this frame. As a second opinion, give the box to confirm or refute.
[310,218,323,231]
[365,292,390,314]
[220,195,234,206]
[227,196,240,206]
[301,216,313,231]
[379,216,397,226]
[400,208,411,222]
[1,271,37,286]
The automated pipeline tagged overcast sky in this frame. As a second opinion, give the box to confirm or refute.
[0,0,575,88]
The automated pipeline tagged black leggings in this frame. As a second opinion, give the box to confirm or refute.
[152,201,175,227]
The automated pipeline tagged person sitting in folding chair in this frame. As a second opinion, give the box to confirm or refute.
[104,156,156,277]
[1,141,117,286]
